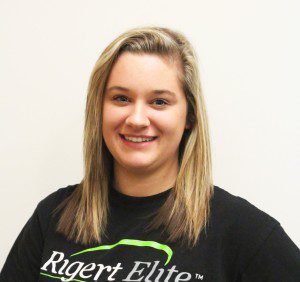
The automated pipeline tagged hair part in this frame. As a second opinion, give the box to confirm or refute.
[52,25,214,249]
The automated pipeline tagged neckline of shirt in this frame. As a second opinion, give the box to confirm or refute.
[108,186,173,210]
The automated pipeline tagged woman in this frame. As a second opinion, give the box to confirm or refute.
[1,26,299,281]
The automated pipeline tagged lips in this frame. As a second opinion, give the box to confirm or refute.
[119,134,158,149]
[119,134,157,140]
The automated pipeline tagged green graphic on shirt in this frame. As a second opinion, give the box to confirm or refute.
[40,272,84,282]
[70,238,173,266]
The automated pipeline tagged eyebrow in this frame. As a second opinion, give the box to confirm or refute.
[106,86,176,97]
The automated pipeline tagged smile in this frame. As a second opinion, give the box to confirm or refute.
[119,134,158,148]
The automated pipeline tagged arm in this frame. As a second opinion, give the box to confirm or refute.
[0,204,44,281]
[241,224,300,281]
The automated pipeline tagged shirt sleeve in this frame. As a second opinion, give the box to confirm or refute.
[241,223,300,281]
[0,203,44,282]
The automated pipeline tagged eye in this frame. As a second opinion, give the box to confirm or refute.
[153,99,168,106]
[112,95,168,107]
[112,95,128,102]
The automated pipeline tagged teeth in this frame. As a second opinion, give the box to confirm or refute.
[124,136,155,142]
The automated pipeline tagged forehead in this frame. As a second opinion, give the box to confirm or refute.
[105,52,183,94]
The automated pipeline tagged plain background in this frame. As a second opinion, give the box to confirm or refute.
[1,0,299,270]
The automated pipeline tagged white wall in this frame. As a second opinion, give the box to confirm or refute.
[1,0,299,269]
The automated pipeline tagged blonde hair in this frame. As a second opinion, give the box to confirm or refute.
[53,25,214,249]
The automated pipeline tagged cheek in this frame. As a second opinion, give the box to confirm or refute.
[157,109,186,134]
[102,104,123,129]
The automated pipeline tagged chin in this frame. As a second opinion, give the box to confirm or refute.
[128,161,153,167]
[123,160,155,170]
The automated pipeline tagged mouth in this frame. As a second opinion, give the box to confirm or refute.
[119,134,158,148]
[119,134,158,141]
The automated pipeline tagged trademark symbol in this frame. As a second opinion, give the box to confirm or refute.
[195,273,204,280]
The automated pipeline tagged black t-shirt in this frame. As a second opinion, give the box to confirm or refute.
[1,184,299,281]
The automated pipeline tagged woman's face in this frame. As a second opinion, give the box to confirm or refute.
[102,52,190,173]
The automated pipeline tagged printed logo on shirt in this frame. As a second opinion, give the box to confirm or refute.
[40,238,199,281]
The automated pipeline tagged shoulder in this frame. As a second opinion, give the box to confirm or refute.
[210,185,284,274]
[35,183,78,215]
[210,185,280,242]
[34,183,79,234]
[37,183,78,209]
[211,185,280,228]
[210,186,300,279]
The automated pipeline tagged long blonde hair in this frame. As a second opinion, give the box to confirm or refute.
[53,25,214,249]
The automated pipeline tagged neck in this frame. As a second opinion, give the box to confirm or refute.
[112,160,178,197]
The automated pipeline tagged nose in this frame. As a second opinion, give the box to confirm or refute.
[125,101,150,129]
